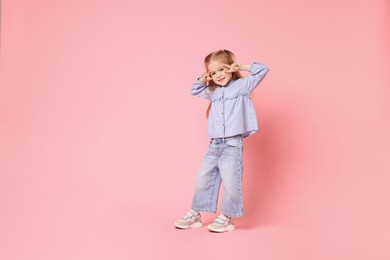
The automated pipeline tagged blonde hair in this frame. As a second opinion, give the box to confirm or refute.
[205,50,242,117]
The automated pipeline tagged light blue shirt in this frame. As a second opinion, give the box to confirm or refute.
[191,62,269,139]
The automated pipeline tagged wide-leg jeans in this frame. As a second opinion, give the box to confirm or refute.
[191,135,244,217]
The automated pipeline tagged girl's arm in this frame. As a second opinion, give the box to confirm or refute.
[226,62,269,93]
[190,72,211,99]
[241,62,269,93]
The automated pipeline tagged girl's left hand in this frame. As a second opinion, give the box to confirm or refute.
[224,63,241,73]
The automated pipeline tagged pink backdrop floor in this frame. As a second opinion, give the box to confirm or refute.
[1,0,390,259]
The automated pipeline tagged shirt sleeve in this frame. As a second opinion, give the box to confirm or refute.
[191,80,211,99]
[241,62,270,93]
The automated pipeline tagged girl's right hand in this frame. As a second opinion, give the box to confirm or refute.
[198,72,210,83]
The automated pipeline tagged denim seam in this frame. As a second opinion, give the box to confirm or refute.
[192,208,217,214]
[208,167,217,213]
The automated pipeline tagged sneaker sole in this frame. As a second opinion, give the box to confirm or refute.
[207,224,235,233]
[174,222,203,229]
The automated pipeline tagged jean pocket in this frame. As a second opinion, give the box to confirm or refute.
[225,139,242,148]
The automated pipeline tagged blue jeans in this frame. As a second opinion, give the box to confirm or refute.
[191,135,244,217]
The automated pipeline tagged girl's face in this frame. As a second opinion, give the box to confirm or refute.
[207,59,232,87]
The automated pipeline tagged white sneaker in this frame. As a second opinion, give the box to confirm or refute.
[207,214,235,232]
[174,210,202,229]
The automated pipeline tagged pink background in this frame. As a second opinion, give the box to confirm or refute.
[1,0,390,259]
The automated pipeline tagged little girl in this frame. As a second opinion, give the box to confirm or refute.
[174,50,269,232]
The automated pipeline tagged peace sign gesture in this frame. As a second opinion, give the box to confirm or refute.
[223,63,241,73]
[198,72,211,83]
